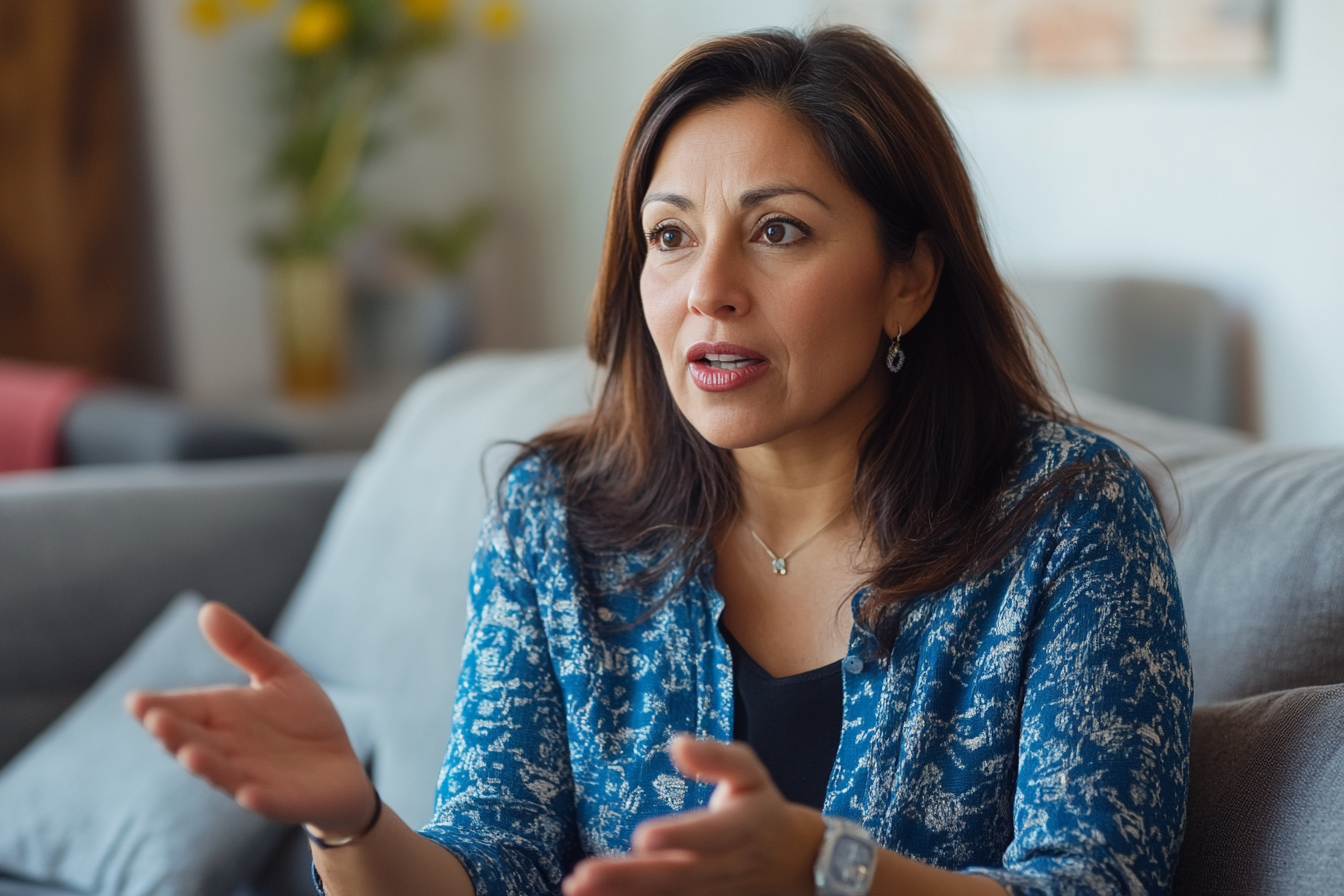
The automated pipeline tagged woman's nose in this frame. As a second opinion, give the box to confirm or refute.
[686,241,751,318]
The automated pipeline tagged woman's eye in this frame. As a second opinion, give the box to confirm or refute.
[759,219,805,245]
[648,225,689,250]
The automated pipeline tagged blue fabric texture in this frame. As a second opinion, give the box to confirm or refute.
[421,417,1193,896]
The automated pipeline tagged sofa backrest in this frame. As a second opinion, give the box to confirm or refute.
[271,349,595,828]
[1074,389,1344,705]
[0,454,355,767]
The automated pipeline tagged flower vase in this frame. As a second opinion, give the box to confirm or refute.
[352,275,473,378]
[271,256,349,400]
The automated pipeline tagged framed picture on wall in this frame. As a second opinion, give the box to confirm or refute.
[827,0,1278,79]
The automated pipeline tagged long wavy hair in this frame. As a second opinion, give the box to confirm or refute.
[523,26,1090,649]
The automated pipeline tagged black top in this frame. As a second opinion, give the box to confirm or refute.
[721,623,844,810]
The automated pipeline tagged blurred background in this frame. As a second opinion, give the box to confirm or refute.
[1,0,1340,463]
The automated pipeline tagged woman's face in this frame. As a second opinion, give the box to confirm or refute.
[640,99,934,453]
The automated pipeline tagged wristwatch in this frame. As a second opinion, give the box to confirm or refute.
[813,816,877,896]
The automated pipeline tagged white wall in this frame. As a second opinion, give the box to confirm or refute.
[489,0,1343,445]
[135,0,275,399]
[483,0,819,348]
[931,0,1344,444]
[136,0,1344,444]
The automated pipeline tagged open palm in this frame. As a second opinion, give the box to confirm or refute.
[126,602,374,836]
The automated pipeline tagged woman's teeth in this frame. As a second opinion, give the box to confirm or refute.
[702,354,760,370]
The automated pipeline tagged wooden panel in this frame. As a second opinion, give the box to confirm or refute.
[0,0,149,378]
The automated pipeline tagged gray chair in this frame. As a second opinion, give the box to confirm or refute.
[1015,275,1249,431]
[61,389,297,465]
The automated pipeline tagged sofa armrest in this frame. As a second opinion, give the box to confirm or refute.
[0,454,356,763]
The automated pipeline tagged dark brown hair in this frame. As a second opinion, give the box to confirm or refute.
[523,26,1090,647]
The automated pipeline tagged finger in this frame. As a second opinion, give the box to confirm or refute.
[126,688,165,723]
[126,685,232,727]
[175,739,249,796]
[138,708,250,795]
[669,735,771,797]
[564,852,709,896]
[198,601,294,683]
[140,706,219,755]
[631,808,747,855]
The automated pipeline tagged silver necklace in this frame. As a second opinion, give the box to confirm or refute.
[744,507,848,575]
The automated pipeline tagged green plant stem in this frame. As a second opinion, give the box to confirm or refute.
[299,65,382,240]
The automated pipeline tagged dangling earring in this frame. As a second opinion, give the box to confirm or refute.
[885,325,906,374]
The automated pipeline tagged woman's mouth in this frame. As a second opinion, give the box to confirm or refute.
[686,343,770,392]
[700,353,763,370]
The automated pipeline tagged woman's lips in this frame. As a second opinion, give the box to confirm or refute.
[685,342,770,392]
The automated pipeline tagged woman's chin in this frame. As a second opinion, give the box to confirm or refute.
[681,412,789,452]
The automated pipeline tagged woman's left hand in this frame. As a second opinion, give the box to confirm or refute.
[561,735,825,896]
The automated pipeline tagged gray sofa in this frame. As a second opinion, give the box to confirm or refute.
[1,349,1341,895]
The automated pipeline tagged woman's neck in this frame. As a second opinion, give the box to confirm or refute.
[731,422,863,551]
[729,363,882,547]
[736,447,853,524]
[718,394,875,677]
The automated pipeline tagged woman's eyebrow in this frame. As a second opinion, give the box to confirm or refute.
[739,185,830,210]
[641,185,831,213]
[642,191,694,212]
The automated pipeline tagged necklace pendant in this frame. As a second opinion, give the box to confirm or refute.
[772,557,787,575]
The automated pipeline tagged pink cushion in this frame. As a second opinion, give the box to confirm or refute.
[0,360,97,473]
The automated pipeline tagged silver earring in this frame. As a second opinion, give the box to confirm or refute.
[885,326,905,374]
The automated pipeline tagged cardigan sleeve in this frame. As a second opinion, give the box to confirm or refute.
[419,459,581,896]
[966,450,1193,895]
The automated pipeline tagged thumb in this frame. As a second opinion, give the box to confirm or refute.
[198,601,294,684]
[669,735,772,804]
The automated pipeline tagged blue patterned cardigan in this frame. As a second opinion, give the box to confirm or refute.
[420,417,1193,895]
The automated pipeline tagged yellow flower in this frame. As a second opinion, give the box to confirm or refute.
[477,0,520,39]
[237,0,277,13]
[399,0,453,23]
[183,0,229,34]
[286,0,351,55]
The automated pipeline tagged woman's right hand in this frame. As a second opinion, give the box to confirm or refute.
[125,601,376,840]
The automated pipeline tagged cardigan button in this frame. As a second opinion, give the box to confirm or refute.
[841,655,864,674]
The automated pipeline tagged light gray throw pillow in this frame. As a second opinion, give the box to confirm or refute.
[0,593,372,896]
[1173,682,1344,895]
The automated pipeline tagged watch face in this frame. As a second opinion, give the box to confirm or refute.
[828,834,875,887]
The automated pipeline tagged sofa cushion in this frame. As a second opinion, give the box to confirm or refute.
[0,453,356,725]
[0,593,281,896]
[1169,447,1344,704]
[272,349,595,828]
[0,592,374,896]
[0,878,77,896]
[1173,682,1344,895]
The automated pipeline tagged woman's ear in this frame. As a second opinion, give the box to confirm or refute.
[883,232,942,339]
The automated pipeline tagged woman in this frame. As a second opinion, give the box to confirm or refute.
[129,26,1192,896]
